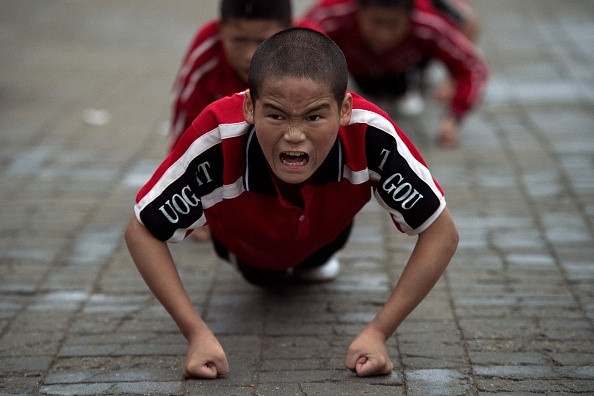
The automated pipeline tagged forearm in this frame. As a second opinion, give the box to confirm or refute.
[368,209,459,339]
[125,216,207,341]
[443,47,489,119]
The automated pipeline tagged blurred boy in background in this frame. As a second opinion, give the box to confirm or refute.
[304,0,488,147]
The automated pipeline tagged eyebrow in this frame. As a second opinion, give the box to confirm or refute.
[262,102,332,115]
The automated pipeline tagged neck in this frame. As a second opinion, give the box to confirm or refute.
[273,175,305,208]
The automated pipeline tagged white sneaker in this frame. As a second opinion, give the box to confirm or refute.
[292,256,340,283]
[422,62,447,86]
[397,89,425,116]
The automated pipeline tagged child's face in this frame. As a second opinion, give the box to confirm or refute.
[357,6,411,55]
[243,77,352,185]
[221,19,288,83]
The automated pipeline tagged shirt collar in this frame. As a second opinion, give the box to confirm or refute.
[244,127,343,194]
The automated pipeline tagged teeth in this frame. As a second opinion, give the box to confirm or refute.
[281,152,307,166]
[282,158,306,165]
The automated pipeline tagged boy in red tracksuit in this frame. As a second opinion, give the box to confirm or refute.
[304,0,488,147]
[126,28,458,379]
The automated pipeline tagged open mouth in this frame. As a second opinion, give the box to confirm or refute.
[280,151,309,168]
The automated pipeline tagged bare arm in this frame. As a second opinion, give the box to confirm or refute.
[345,208,459,376]
[124,215,229,378]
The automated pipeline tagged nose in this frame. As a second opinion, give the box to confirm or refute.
[244,48,256,63]
[284,123,305,143]
[372,29,398,53]
[244,41,260,62]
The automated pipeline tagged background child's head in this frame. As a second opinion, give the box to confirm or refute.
[357,0,414,55]
[248,28,348,106]
[220,0,293,82]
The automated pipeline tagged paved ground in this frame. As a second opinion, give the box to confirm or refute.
[0,1,593,395]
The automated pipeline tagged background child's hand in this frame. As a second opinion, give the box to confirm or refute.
[345,327,394,377]
[183,327,229,379]
[437,114,461,148]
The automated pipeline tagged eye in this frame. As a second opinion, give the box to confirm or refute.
[308,115,323,122]
[229,37,249,47]
[268,114,285,121]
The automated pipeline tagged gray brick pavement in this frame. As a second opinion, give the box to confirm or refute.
[1,0,592,394]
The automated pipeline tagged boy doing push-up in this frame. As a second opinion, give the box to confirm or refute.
[126,28,459,379]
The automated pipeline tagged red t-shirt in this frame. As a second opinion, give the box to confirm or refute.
[136,92,445,270]
[304,0,488,119]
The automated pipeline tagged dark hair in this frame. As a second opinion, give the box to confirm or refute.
[220,0,292,27]
[358,0,414,11]
[248,28,348,105]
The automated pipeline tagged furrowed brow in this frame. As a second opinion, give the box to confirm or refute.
[306,103,331,113]
[262,103,286,113]
[261,102,332,116]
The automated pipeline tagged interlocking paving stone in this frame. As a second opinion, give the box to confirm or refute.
[0,0,593,394]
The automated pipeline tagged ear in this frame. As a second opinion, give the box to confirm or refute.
[243,91,255,125]
[339,93,353,127]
